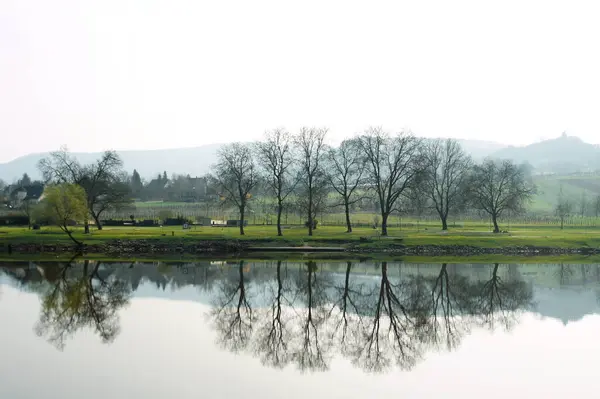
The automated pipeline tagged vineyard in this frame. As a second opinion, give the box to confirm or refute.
[102,199,600,230]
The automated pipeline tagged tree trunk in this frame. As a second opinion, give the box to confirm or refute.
[344,201,352,233]
[492,213,500,233]
[92,213,103,230]
[441,215,448,231]
[381,212,389,236]
[308,197,313,237]
[63,225,83,247]
[560,217,564,230]
[277,200,283,236]
[239,206,245,235]
[84,221,90,234]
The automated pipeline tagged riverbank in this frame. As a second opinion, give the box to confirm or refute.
[1,225,600,256]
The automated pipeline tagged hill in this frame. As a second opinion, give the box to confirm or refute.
[530,174,600,214]
[0,139,507,183]
[491,133,600,174]
[2,134,597,183]
[0,144,223,182]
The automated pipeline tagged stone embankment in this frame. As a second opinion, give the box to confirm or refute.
[2,240,248,255]
[349,244,600,256]
[2,239,600,256]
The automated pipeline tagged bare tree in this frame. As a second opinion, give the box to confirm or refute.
[421,139,471,230]
[295,127,328,236]
[38,148,133,231]
[210,143,259,235]
[88,176,133,227]
[255,129,297,236]
[466,159,536,233]
[555,185,572,230]
[38,147,81,184]
[404,186,429,231]
[358,127,422,236]
[325,138,366,233]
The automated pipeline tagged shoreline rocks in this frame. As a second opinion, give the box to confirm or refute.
[2,239,598,256]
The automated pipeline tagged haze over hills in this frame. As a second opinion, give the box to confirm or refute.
[0,144,224,183]
[0,134,598,183]
[490,133,600,174]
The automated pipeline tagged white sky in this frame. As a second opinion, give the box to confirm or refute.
[2,0,600,163]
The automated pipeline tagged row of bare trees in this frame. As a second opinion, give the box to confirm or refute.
[211,127,537,235]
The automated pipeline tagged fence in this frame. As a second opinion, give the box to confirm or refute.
[101,202,600,229]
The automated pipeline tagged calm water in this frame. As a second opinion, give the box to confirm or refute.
[1,259,600,398]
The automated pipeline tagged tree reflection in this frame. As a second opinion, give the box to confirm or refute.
[290,261,331,372]
[208,261,535,373]
[210,260,255,353]
[327,262,371,352]
[35,258,131,350]
[0,259,539,371]
[417,264,476,350]
[350,262,422,372]
[473,263,534,330]
[253,261,292,368]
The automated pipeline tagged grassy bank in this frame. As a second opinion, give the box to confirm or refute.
[1,223,600,250]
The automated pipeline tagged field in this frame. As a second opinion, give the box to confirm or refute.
[2,222,600,249]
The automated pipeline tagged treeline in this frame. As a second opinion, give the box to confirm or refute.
[129,170,211,202]
[3,127,541,240]
[209,127,536,236]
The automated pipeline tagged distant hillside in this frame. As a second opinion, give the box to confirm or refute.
[4,135,595,182]
[0,139,508,183]
[0,144,223,182]
[491,133,600,174]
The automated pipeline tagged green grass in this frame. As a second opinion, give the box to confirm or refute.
[2,223,600,249]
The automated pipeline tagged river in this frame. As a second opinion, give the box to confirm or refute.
[1,258,599,398]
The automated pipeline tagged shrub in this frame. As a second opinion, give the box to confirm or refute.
[0,215,30,226]
[304,219,318,229]
[164,217,192,226]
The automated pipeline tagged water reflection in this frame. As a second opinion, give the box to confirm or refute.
[2,259,580,374]
[2,257,132,350]
[208,261,536,372]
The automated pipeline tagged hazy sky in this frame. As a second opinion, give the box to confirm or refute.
[2,0,600,163]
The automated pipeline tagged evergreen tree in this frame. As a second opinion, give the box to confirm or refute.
[131,169,143,196]
[19,173,32,187]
